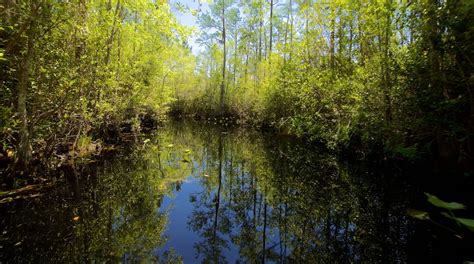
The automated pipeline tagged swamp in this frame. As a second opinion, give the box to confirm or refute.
[0,0,473,263]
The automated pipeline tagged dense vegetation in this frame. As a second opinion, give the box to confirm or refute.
[1,0,473,170]
[0,0,196,168]
[178,0,473,166]
[1,1,474,261]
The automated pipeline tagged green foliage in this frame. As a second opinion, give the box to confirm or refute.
[0,106,18,150]
[1,0,472,167]
[425,192,474,232]
[393,145,419,160]
[0,0,195,162]
[77,135,92,151]
[425,193,466,210]
[442,213,474,232]
[171,0,473,165]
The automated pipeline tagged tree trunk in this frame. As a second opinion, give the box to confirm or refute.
[233,33,238,88]
[289,0,293,61]
[330,9,336,76]
[16,6,35,167]
[338,9,344,57]
[383,0,392,125]
[269,0,274,54]
[105,0,121,65]
[262,194,267,263]
[213,134,224,241]
[220,2,226,113]
[258,2,263,62]
[283,3,289,62]
[329,5,335,70]
[349,17,353,61]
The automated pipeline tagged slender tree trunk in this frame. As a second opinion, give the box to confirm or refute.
[330,8,336,78]
[105,0,121,65]
[258,2,263,62]
[338,9,344,57]
[269,0,274,54]
[349,16,353,61]
[283,4,289,62]
[16,26,33,166]
[262,194,267,263]
[15,1,39,167]
[289,0,293,61]
[244,44,249,82]
[233,33,238,87]
[213,134,224,241]
[358,15,365,66]
[116,9,122,81]
[383,0,393,124]
[220,2,226,113]
[329,4,335,68]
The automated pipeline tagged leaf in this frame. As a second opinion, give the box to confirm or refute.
[425,193,466,210]
[441,212,474,232]
[407,208,430,220]
[167,144,174,147]
[455,218,474,232]
[184,149,191,153]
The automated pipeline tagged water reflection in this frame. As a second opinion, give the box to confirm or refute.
[0,121,410,263]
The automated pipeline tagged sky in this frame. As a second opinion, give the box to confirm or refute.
[171,0,210,54]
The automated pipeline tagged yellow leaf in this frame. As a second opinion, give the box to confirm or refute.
[6,149,14,158]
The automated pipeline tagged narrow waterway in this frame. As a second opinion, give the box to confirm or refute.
[0,121,470,263]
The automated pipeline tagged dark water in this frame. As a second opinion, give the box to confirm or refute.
[0,121,472,263]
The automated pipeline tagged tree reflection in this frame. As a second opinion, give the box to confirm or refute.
[0,121,410,263]
[0,133,188,263]
[182,122,410,263]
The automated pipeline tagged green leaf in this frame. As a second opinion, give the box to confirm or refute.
[441,212,474,232]
[425,193,466,210]
[407,208,430,220]
[455,218,474,232]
